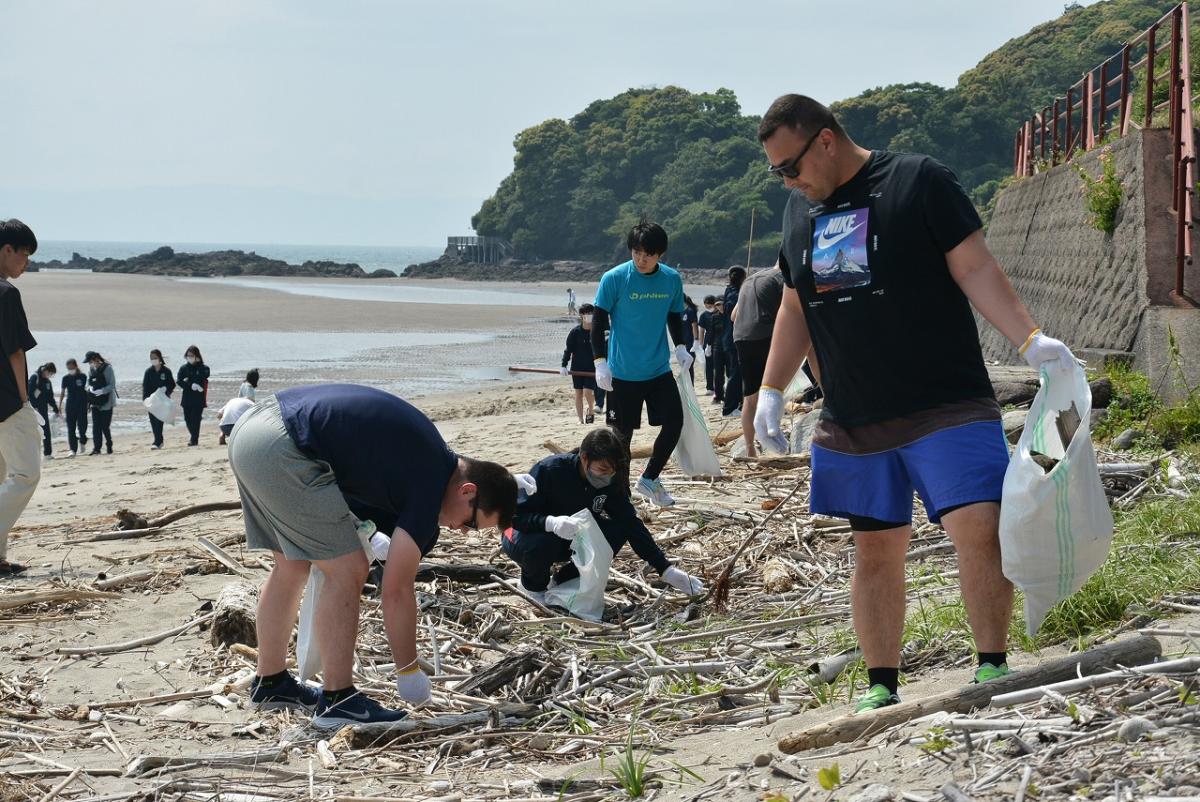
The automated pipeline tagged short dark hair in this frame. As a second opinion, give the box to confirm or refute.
[578,303,594,315]
[627,221,668,255]
[703,294,718,305]
[39,362,56,376]
[684,294,697,310]
[461,458,517,530]
[66,359,78,368]
[578,427,630,495]
[758,94,845,143]
[0,219,37,254]
[185,345,204,364]
[246,369,260,387]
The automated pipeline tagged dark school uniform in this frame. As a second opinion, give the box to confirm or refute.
[27,375,58,456]
[88,362,116,453]
[143,365,176,447]
[277,384,458,555]
[503,452,669,592]
[176,362,210,445]
[61,371,89,451]
[562,325,598,391]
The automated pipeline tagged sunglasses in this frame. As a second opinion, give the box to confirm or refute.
[768,128,823,179]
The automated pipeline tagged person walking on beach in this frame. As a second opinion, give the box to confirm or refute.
[85,351,116,455]
[721,266,747,418]
[502,428,703,605]
[753,94,1078,712]
[566,288,577,316]
[707,299,729,405]
[59,359,89,456]
[239,369,259,401]
[732,265,785,458]
[227,383,517,727]
[561,303,599,424]
[681,295,700,384]
[0,219,42,576]
[143,349,175,450]
[591,221,692,508]
[697,295,719,396]
[177,345,210,447]
[28,363,59,459]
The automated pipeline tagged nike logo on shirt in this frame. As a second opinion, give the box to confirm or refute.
[816,219,864,250]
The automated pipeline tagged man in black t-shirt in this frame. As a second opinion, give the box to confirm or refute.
[0,220,41,578]
[752,95,1077,713]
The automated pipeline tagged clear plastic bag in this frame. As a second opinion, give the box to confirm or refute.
[143,387,179,425]
[296,523,376,681]
[672,372,723,476]
[999,360,1114,635]
[543,509,614,622]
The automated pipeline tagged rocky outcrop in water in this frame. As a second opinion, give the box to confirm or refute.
[31,246,396,278]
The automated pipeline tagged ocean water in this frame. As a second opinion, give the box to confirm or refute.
[33,240,444,275]
[180,277,568,306]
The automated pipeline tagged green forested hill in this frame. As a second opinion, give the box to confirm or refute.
[472,0,1184,267]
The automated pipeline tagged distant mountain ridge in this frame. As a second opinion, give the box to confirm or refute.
[31,245,397,278]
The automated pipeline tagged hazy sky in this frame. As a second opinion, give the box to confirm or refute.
[2,0,1097,247]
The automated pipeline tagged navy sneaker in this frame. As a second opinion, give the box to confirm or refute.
[249,672,321,712]
[312,690,408,730]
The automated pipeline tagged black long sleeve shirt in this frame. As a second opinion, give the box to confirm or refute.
[512,453,670,573]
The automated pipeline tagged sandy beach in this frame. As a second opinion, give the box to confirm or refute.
[3,272,1197,801]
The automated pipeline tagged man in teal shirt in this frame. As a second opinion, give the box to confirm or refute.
[591,222,692,507]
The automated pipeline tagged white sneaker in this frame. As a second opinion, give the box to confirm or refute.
[66,451,76,458]
[635,476,675,507]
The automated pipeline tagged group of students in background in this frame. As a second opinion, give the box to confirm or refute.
[27,345,260,459]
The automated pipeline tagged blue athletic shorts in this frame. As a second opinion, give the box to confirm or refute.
[809,420,1009,525]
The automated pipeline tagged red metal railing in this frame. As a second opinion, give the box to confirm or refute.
[1012,3,1197,305]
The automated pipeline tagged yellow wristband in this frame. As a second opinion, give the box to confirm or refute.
[594,357,606,363]
[760,384,785,394]
[396,660,420,675]
[1018,328,1042,356]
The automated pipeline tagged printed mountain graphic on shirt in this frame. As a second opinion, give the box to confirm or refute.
[811,207,871,293]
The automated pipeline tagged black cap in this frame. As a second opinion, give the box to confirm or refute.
[84,351,100,362]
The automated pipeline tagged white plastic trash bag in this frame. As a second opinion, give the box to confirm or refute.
[544,509,613,623]
[784,363,813,400]
[1000,360,1114,636]
[296,522,376,681]
[672,372,723,476]
[143,387,178,425]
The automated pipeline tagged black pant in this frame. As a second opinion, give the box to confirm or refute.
[607,372,684,481]
[36,413,52,456]
[183,405,203,445]
[91,408,113,452]
[148,413,165,447]
[710,346,727,402]
[66,404,88,452]
[594,387,607,410]
[500,530,577,592]
[722,341,743,415]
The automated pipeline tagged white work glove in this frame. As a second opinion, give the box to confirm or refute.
[662,566,704,596]
[191,383,203,392]
[514,473,537,496]
[704,345,712,358]
[34,409,46,427]
[753,386,789,454]
[674,344,694,372]
[1021,331,1079,371]
[559,366,570,376]
[544,515,580,540]
[368,531,391,562]
[593,359,613,392]
[87,386,102,395]
[394,663,432,705]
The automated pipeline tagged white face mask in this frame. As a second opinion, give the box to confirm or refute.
[582,315,593,325]
[152,359,162,367]
[186,356,197,364]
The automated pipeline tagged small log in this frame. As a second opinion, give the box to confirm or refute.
[67,527,163,545]
[124,746,287,777]
[455,648,548,697]
[546,431,743,459]
[211,581,259,648]
[148,500,241,528]
[93,569,157,590]
[0,588,119,612]
[415,562,503,584]
[196,536,252,577]
[348,703,539,748]
[776,635,1163,753]
[57,612,216,657]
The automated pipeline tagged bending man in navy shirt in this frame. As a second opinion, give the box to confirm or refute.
[228,384,518,728]
[503,427,703,605]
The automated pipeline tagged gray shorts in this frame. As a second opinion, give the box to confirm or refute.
[227,396,360,562]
